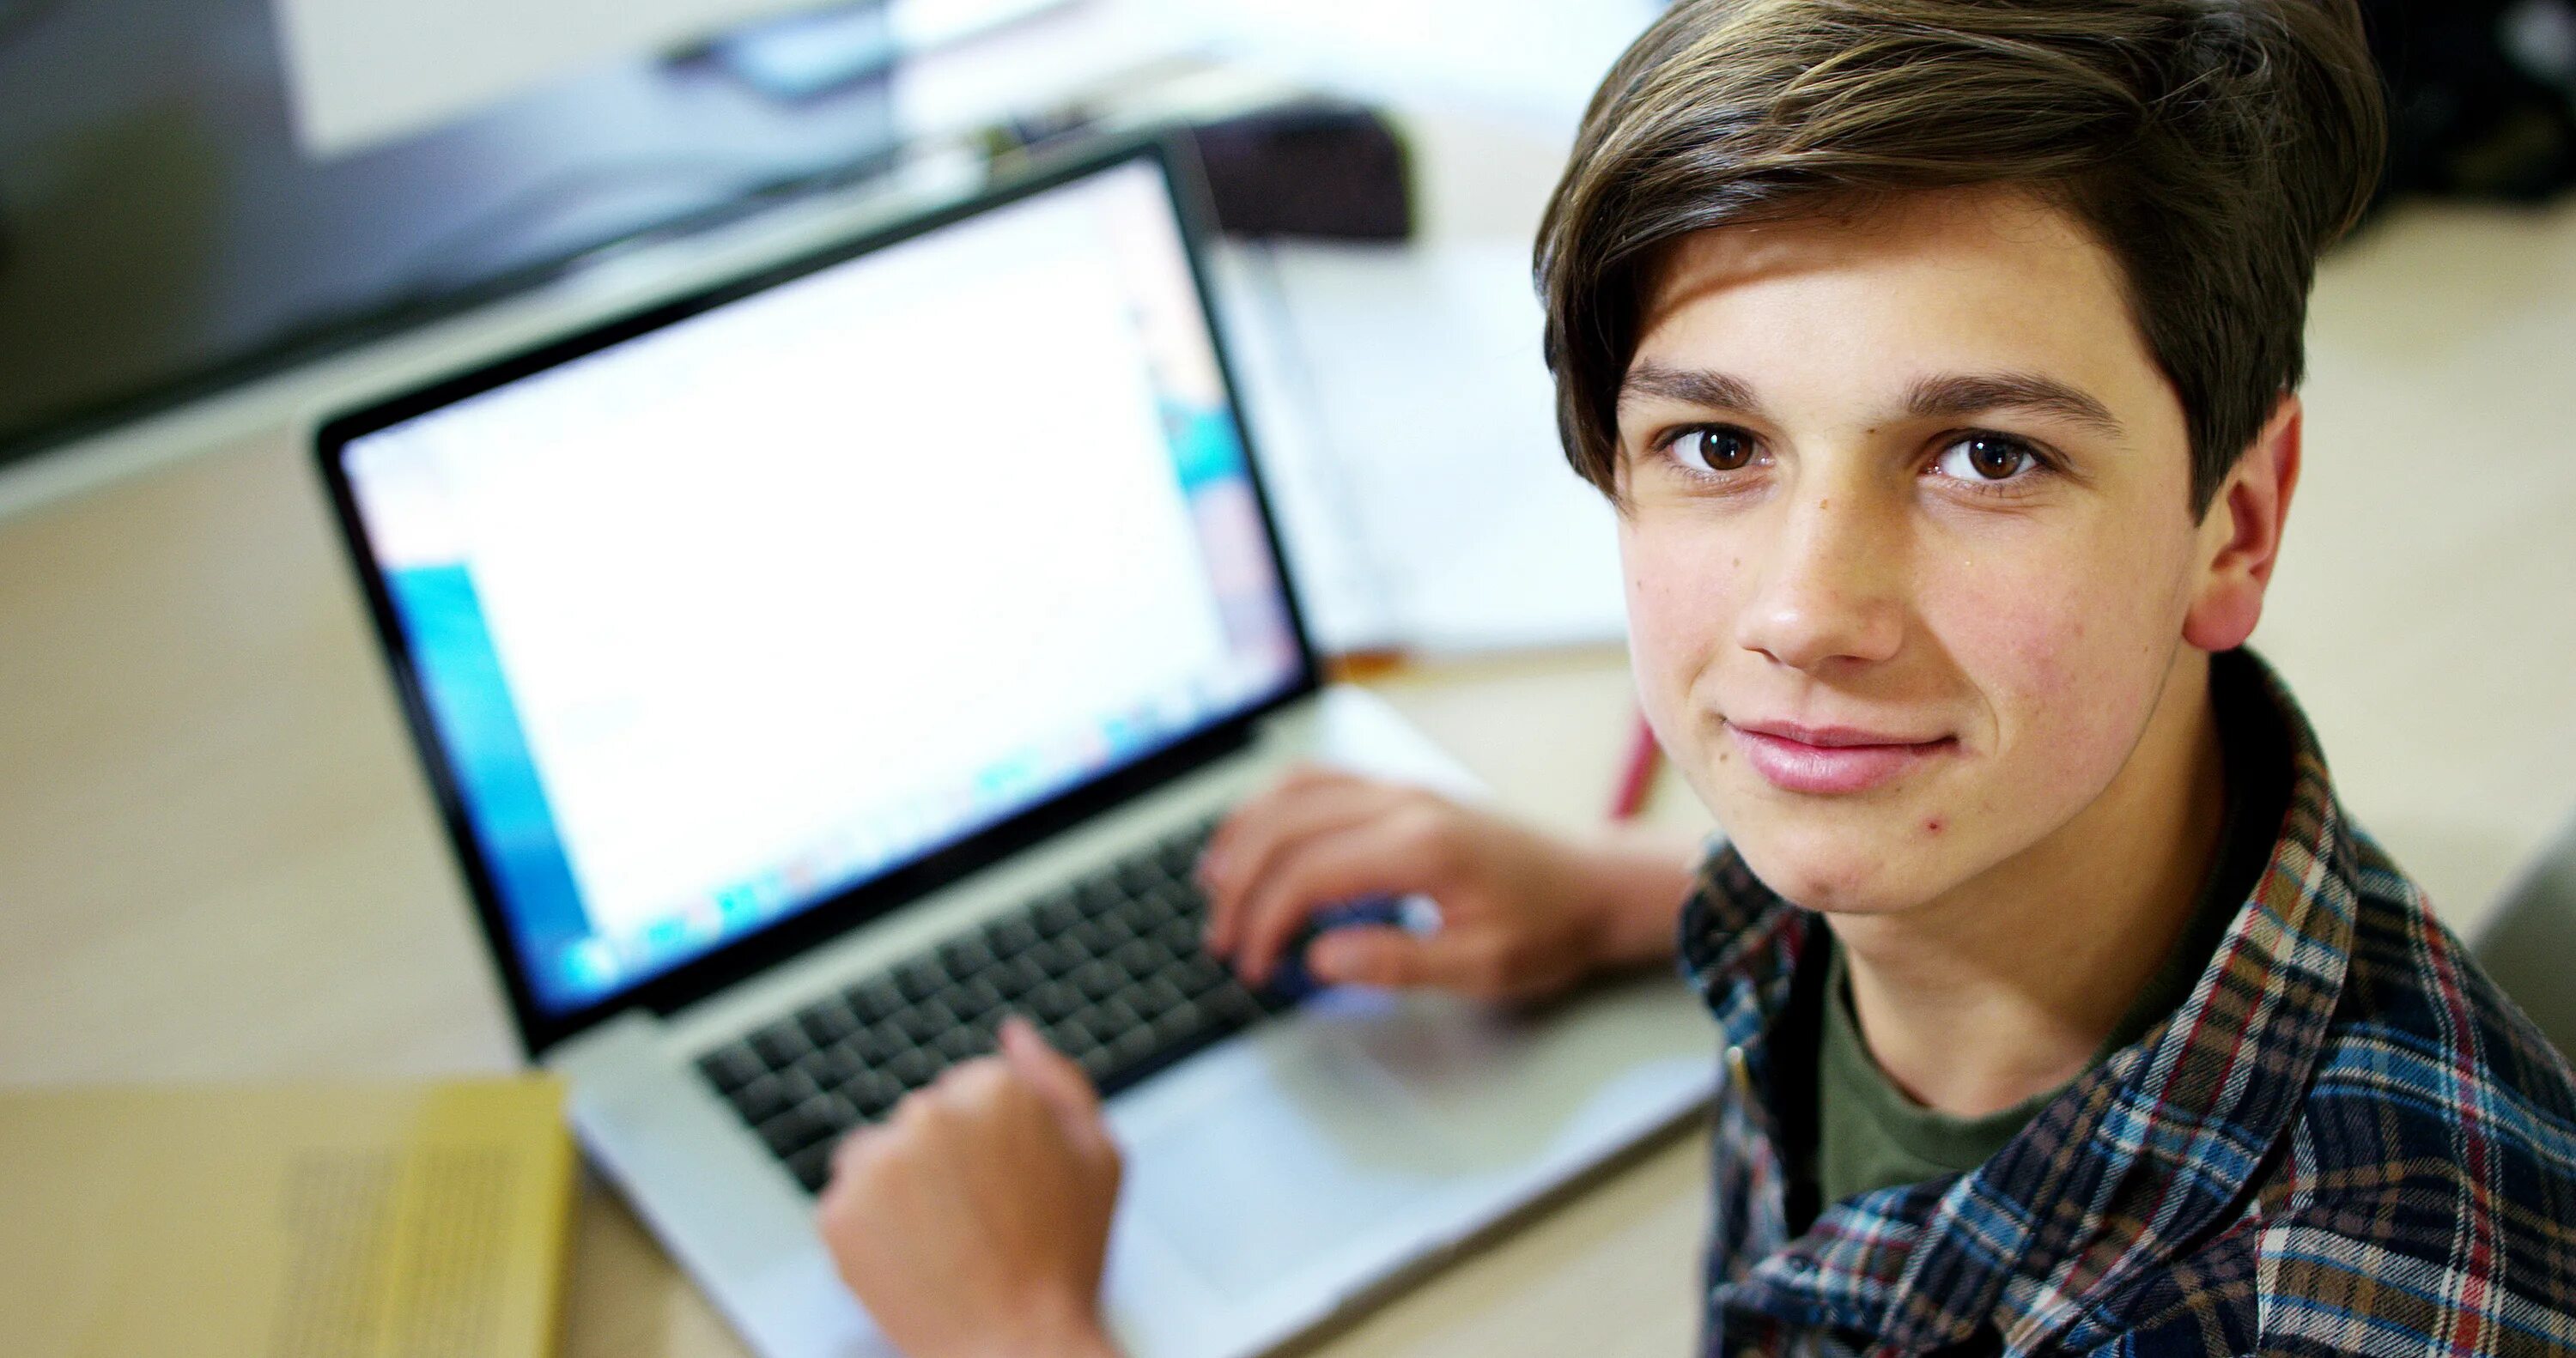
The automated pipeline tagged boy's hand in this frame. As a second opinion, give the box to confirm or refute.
[816,1017,1125,1358]
[1198,767,1694,1003]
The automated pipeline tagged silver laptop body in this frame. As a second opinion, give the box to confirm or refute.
[314,136,1715,1358]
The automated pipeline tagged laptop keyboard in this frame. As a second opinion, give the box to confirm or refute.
[693,814,1296,1193]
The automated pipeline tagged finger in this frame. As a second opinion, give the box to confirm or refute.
[1236,814,1449,985]
[1198,763,1349,882]
[1195,762,1381,948]
[1303,925,1479,991]
[822,1105,920,1218]
[1200,775,1397,955]
[1200,767,1376,917]
[819,1132,862,1212]
[938,1055,1015,1113]
[998,1015,1109,1151]
[828,1119,881,1184]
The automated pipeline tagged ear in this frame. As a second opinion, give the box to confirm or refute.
[2182,394,2302,652]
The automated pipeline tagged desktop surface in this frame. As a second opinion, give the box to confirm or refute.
[0,421,1712,1358]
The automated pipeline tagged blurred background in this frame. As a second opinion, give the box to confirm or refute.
[0,0,1656,470]
[3,0,2573,474]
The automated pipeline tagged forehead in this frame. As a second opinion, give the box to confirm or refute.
[1631,189,2177,427]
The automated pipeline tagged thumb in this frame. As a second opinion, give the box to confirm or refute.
[1305,925,1473,991]
[999,1015,1110,1149]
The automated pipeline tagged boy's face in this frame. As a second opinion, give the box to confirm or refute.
[1618,189,2234,914]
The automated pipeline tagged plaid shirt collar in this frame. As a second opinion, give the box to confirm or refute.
[1678,649,2361,1352]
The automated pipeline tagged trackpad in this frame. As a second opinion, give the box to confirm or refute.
[1115,1024,1441,1300]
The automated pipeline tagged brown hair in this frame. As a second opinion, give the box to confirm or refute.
[1535,0,2387,512]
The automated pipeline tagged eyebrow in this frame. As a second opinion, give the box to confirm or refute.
[1618,362,2125,440]
[1904,373,2125,440]
[1619,362,1765,416]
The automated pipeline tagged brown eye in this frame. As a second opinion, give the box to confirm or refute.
[1933,434,2038,483]
[1677,427,1758,473]
[1966,437,2025,478]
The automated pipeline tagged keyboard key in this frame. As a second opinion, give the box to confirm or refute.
[987,955,1048,996]
[803,1043,863,1088]
[1134,977,1190,1020]
[696,1043,762,1093]
[1066,918,1116,957]
[1030,893,1081,933]
[932,1022,989,1063]
[731,1073,793,1125]
[889,1046,939,1087]
[1071,960,1124,1001]
[1047,1012,1100,1053]
[1170,955,1232,996]
[749,1023,808,1069]
[800,1003,860,1046]
[847,1070,902,1118]
[848,1024,901,1070]
[893,962,942,1003]
[699,815,1293,1194]
[1150,1003,1205,1047]
[788,1143,838,1194]
[1091,996,1145,1037]
[1154,914,1206,954]
[1028,981,1082,1022]
[951,977,1007,1023]
[775,1067,823,1106]
[1109,1027,1157,1069]
[845,981,902,1023]
[937,935,994,978]
[1108,890,1167,928]
[1113,938,1167,978]
[896,999,957,1046]
[760,1105,830,1159]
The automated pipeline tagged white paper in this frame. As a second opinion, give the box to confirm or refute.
[270,0,1079,158]
[1213,239,1630,656]
[1199,0,1665,126]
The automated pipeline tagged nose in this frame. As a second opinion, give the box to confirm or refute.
[1732,488,1905,672]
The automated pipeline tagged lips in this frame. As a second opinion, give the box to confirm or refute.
[1725,719,1954,795]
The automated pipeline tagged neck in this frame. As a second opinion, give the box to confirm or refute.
[1829,648,2227,1119]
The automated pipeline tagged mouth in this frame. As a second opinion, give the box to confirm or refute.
[1723,719,1955,795]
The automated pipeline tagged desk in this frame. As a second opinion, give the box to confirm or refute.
[6,195,2576,1356]
[0,411,1716,1357]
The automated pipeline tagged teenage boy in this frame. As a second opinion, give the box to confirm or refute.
[814,1,2576,1353]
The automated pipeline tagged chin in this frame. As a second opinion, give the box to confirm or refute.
[1724,817,1948,916]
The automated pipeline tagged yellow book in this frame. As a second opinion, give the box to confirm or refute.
[0,1076,577,1358]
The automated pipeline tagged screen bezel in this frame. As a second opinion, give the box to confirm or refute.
[313,135,1322,1058]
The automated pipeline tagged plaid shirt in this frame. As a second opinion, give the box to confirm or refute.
[1680,654,2576,1356]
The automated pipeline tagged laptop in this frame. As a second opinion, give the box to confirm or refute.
[313,136,1715,1358]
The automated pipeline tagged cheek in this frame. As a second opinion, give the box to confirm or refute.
[1925,540,2181,796]
[1617,514,1741,726]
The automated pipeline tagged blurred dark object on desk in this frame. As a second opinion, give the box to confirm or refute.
[0,0,902,475]
[1188,101,1415,241]
[2366,0,2576,209]
[2474,812,2576,1062]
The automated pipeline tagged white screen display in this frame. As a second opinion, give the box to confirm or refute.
[342,156,1300,1010]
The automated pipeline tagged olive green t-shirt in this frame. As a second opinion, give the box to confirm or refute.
[1814,670,2288,1206]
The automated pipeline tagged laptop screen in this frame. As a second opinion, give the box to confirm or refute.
[327,148,1307,1027]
